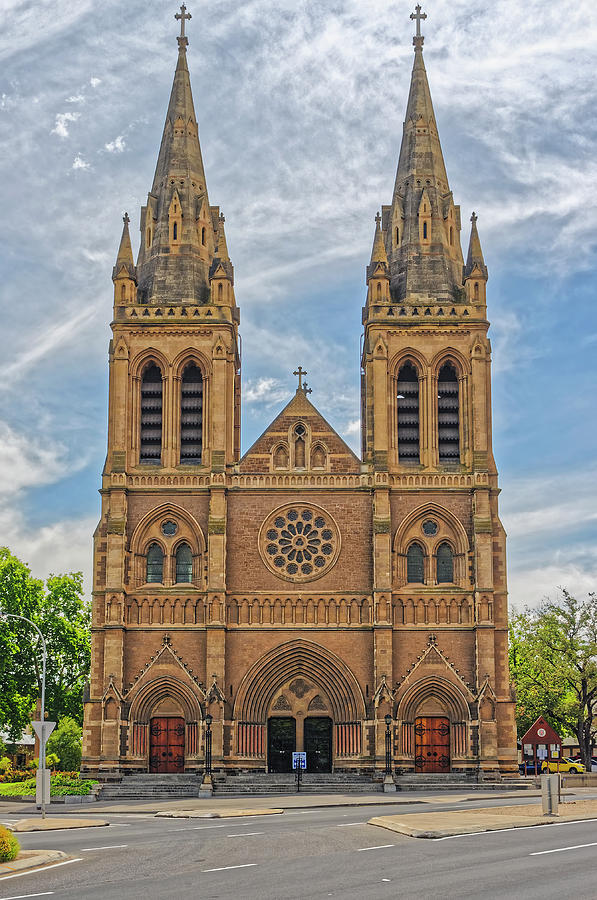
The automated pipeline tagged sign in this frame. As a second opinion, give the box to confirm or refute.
[537,748,548,759]
[32,721,56,743]
[537,727,546,738]
[292,751,307,770]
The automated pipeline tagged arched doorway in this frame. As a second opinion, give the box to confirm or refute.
[268,717,296,773]
[414,717,450,773]
[149,716,185,773]
[305,716,332,772]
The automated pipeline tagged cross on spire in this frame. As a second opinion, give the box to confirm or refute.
[302,381,312,396]
[410,4,427,47]
[471,211,478,225]
[293,366,307,391]
[123,212,130,226]
[175,4,192,47]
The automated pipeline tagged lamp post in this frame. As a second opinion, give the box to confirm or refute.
[384,714,392,777]
[204,713,213,776]
[0,612,48,818]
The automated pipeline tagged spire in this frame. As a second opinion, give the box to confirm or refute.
[370,212,389,266]
[366,213,390,304]
[465,212,488,278]
[385,6,463,302]
[112,213,136,281]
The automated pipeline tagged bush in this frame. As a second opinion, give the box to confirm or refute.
[46,717,82,772]
[46,753,60,771]
[0,826,19,862]
[0,757,12,776]
[0,769,33,784]
[0,774,97,798]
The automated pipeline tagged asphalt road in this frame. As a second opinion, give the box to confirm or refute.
[1,799,596,900]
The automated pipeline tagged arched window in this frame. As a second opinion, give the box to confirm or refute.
[294,424,306,468]
[121,283,126,301]
[376,282,382,299]
[146,543,164,583]
[474,282,479,301]
[438,362,460,463]
[146,227,152,249]
[397,362,419,463]
[173,222,178,241]
[311,444,326,469]
[423,221,428,240]
[437,543,454,583]
[218,282,223,301]
[180,362,203,464]
[273,444,289,469]
[395,227,400,246]
[175,543,193,583]
[201,226,206,245]
[449,226,454,246]
[407,543,425,583]
[140,363,163,463]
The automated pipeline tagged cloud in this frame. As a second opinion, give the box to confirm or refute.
[65,94,85,104]
[72,154,90,170]
[89,77,101,88]
[244,377,289,406]
[343,419,360,436]
[104,136,126,154]
[51,111,80,138]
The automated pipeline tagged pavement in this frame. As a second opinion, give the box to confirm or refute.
[0,849,69,878]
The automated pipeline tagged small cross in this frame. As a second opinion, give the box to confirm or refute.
[293,366,307,390]
[375,211,381,227]
[123,212,130,226]
[410,4,427,44]
[219,212,226,224]
[471,211,478,225]
[175,4,192,43]
[303,381,312,396]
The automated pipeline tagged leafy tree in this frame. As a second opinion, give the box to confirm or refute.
[46,717,82,771]
[0,548,91,740]
[509,590,597,767]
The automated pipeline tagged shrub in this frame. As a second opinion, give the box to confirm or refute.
[46,717,82,772]
[0,769,32,784]
[0,757,12,776]
[46,753,60,771]
[0,826,19,863]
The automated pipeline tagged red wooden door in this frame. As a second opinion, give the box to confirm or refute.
[414,716,450,773]
[149,717,185,773]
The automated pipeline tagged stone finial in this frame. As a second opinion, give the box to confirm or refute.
[175,4,192,47]
[123,212,130,227]
[410,4,427,48]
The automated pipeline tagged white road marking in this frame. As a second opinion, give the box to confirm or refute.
[336,823,367,827]
[530,841,597,856]
[284,811,311,816]
[0,893,54,899]
[202,863,258,873]
[226,832,264,837]
[435,818,597,840]
[80,844,128,852]
[357,844,395,852]
[0,859,82,881]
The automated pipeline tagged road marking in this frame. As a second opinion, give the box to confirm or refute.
[80,844,128,851]
[226,832,264,837]
[357,844,395,852]
[0,893,54,899]
[0,859,81,882]
[202,863,258,873]
[530,841,597,856]
[435,818,597,840]
[336,823,366,827]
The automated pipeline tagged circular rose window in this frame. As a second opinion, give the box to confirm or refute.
[259,504,341,582]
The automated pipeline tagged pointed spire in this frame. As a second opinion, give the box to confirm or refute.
[215,213,230,262]
[112,212,136,281]
[370,211,389,266]
[465,212,488,278]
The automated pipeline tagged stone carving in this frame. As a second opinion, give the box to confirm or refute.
[259,503,341,583]
[272,694,291,711]
[289,678,310,699]
[308,694,327,711]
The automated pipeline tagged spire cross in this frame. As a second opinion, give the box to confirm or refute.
[293,366,307,391]
[410,4,427,45]
[175,4,192,43]
[123,212,130,226]
[471,211,478,225]
[303,381,312,396]
[375,211,381,227]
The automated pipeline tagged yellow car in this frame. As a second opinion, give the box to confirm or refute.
[541,758,585,774]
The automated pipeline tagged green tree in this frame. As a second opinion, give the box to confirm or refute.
[0,548,91,740]
[509,590,597,767]
[46,716,82,771]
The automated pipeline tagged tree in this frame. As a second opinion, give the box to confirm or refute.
[509,590,597,768]
[46,717,82,771]
[0,548,91,741]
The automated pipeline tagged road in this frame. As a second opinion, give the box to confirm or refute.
[1,797,596,899]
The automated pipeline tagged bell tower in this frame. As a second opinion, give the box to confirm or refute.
[361,7,516,772]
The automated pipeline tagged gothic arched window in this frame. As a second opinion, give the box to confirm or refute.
[140,363,163,463]
[175,543,193,583]
[294,424,306,468]
[146,543,164,583]
[397,362,420,463]
[474,282,479,301]
[407,543,425,583]
[423,221,428,240]
[173,221,178,241]
[180,362,203,464]
[438,362,460,463]
[437,543,454,583]
[218,282,223,302]
[449,226,454,246]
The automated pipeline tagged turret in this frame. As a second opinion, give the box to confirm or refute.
[464,212,488,306]
[209,212,236,307]
[366,213,390,305]
[112,213,137,307]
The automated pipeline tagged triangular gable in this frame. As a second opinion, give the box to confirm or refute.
[240,389,360,474]
[124,633,206,700]
[396,634,475,698]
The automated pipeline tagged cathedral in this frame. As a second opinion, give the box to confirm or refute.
[82,6,517,781]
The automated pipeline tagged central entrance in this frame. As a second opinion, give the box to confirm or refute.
[268,717,296,772]
[149,716,185,773]
[305,716,332,772]
[414,716,450,773]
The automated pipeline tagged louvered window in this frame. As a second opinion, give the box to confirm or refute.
[140,364,163,463]
[407,543,425,583]
[397,362,420,463]
[180,363,203,464]
[146,543,164,583]
[437,543,454,583]
[175,543,193,583]
[438,362,460,462]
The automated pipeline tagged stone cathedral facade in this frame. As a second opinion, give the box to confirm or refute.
[82,10,517,779]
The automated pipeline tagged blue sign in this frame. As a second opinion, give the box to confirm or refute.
[292,751,307,770]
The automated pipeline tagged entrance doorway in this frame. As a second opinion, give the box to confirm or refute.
[414,716,450,773]
[304,717,332,772]
[268,717,296,772]
[149,716,185,773]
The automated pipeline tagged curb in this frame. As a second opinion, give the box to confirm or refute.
[157,808,284,819]
[0,850,69,878]
[368,809,597,839]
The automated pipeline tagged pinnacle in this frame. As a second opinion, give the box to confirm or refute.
[465,212,488,278]
[112,212,135,281]
[370,213,389,266]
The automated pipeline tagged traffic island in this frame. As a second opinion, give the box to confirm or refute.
[0,849,69,877]
[156,808,284,819]
[11,817,109,832]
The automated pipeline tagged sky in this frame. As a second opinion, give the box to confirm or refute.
[0,0,595,610]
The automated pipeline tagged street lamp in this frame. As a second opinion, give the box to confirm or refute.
[384,713,393,777]
[204,713,213,776]
[0,612,48,818]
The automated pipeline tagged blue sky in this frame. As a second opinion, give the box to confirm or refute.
[0,0,595,609]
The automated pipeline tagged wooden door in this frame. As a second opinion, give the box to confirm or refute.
[149,717,185,773]
[414,716,450,773]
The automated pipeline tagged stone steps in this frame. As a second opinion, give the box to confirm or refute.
[213,772,382,794]
[98,774,200,800]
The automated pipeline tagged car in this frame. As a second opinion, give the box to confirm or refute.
[519,760,543,775]
[571,755,597,772]
[542,758,585,774]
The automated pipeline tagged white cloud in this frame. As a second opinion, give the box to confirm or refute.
[244,377,289,406]
[51,111,80,138]
[65,94,84,104]
[72,154,90,170]
[104,135,125,153]
[343,419,360,436]
[89,77,101,88]
[0,307,97,383]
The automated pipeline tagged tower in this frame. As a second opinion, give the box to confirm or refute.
[83,8,240,776]
[361,7,516,771]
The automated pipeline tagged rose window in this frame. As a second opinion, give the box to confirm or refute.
[260,504,340,582]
